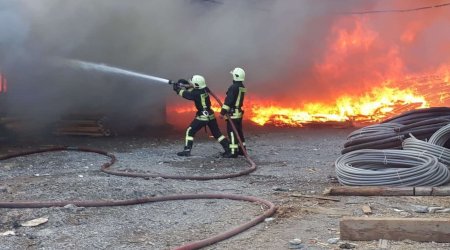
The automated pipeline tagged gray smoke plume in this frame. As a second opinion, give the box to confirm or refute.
[0,0,449,133]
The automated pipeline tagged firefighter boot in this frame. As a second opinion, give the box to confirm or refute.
[177,147,191,157]
[220,140,237,158]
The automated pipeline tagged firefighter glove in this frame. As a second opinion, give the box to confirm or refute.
[178,79,189,87]
[173,82,180,92]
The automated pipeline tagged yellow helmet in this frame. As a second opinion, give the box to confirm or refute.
[230,67,245,81]
[190,75,207,89]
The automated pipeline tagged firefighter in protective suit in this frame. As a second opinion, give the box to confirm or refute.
[172,75,234,157]
[220,67,247,157]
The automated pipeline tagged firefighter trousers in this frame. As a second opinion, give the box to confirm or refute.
[183,117,229,151]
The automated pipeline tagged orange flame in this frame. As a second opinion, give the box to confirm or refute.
[248,85,428,127]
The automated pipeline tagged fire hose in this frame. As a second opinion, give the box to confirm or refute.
[0,147,274,250]
[0,86,276,249]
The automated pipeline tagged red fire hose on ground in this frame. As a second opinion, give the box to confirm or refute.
[0,147,275,249]
[0,89,277,249]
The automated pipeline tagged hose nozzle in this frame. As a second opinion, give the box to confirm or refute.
[169,80,192,88]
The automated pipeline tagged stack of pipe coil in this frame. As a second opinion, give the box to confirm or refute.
[336,107,450,187]
[342,107,450,154]
[335,149,450,186]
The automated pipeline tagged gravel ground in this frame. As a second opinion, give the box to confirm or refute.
[1,127,450,250]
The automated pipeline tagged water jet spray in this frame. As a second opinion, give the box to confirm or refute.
[63,59,171,85]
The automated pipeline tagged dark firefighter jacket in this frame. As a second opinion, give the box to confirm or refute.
[176,87,215,121]
[220,81,246,119]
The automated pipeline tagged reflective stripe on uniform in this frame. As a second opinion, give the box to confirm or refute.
[179,89,185,96]
[230,109,243,119]
[200,93,208,110]
[196,117,209,121]
[222,104,230,111]
[234,87,247,107]
[196,114,215,121]
[185,127,193,146]
[217,135,225,142]
[229,132,238,154]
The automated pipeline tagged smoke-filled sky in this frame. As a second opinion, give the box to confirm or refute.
[1,0,449,130]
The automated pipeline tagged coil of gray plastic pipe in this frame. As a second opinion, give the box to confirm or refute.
[335,149,450,186]
[342,118,450,154]
[403,135,450,167]
[402,123,450,168]
[429,123,450,146]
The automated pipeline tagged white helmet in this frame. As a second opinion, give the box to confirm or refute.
[190,75,206,89]
[230,67,245,81]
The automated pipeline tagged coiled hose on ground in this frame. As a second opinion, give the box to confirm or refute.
[335,149,450,186]
[0,146,276,250]
[0,89,276,250]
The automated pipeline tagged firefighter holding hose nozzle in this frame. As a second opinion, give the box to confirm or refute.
[171,75,235,157]
[220,67,247,157]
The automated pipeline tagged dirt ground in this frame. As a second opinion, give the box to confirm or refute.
[1,126,450,250]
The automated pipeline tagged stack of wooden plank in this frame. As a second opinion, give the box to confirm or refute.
[0,117,23,131]
[54,114,113,137]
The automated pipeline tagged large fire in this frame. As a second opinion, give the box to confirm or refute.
[248,66,450,126]
[168,16,450,127]
[248,86,428,127]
